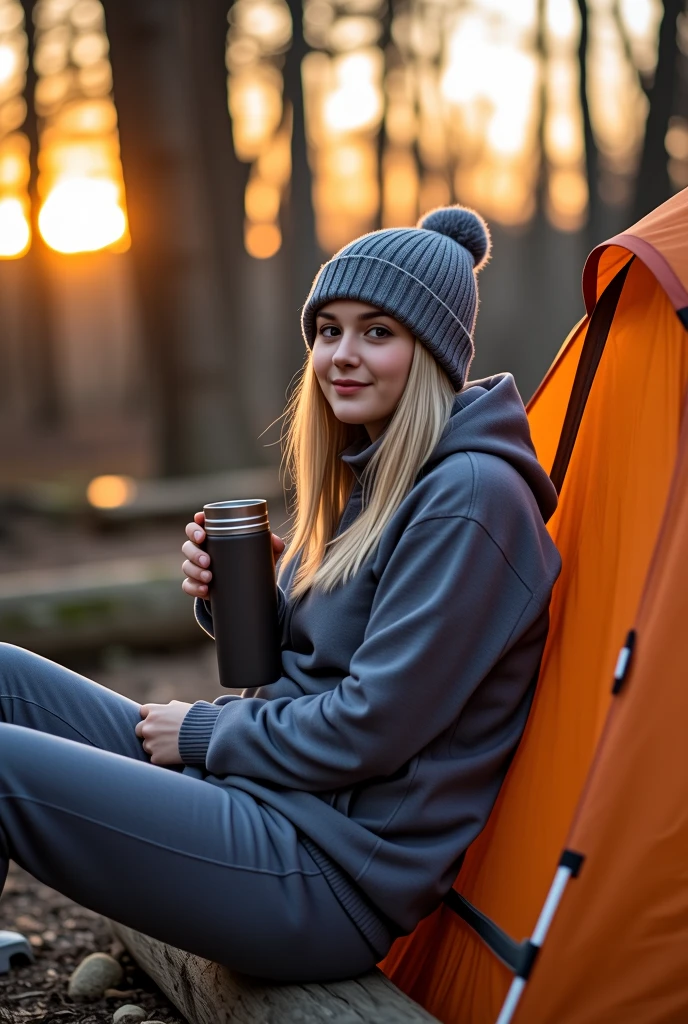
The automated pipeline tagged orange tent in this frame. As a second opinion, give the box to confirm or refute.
[379,187,688,1023]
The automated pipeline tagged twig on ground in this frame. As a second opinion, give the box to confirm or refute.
[6,989,50,1000]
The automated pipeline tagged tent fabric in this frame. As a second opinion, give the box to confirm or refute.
[583,186,688,317]
[515,374,688,1024]
[379,188,688,1023]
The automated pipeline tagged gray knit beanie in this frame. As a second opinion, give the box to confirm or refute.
[301,205,491,391]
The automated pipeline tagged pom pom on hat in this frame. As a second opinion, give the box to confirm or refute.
[417,204,491,271]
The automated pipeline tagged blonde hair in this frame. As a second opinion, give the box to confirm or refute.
[279,340,456,598]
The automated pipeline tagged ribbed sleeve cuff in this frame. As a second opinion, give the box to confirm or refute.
[178,701,222,767]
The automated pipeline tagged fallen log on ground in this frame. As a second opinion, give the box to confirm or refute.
[0,555,196,656]
[111,922,439,1024]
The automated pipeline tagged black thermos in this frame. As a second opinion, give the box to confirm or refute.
[203,499,282,689]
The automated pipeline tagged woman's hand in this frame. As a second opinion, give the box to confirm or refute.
[135,701,192,765]
[181,511,213,598]
[182,511,286,599]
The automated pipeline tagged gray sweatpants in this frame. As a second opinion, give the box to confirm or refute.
[0,643,384,981]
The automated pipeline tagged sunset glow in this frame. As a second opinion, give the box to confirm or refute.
[0,0,668,260]
[227,0,292,257]
[26,0,129,255]
[0,3,30,258]
[323,50,383,134]
[0,41,17,83]
[38,176,126,253]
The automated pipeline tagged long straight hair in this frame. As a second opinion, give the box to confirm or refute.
[279,340,456,598]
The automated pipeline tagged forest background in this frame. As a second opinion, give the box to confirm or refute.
[0,0,684,665]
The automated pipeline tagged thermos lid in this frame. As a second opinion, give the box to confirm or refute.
[203,499,269,535]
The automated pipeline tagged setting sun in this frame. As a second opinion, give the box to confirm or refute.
[38,177,126,254]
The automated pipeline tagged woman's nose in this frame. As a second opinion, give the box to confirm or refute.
[332,334,360,366]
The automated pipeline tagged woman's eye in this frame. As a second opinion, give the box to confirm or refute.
[368,326,392,339]
[319,325,339,338]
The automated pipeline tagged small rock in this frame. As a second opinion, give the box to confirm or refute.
[15,914,43,932]
[68,952,123,1001]
[112,1006,147,1024]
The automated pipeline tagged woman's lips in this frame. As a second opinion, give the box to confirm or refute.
[332,382,370,395]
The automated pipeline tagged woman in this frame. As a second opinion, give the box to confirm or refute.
[0,206,560,982]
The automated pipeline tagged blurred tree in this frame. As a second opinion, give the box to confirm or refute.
[375,0,393,229]
[19,0,60,427]
[103,0,257,476]
[576,0,601,246]
[633,0,685,220]
[280,0,321,365]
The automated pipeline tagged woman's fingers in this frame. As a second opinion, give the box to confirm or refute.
[185,519,206,544]
[181,538,210,568]
[182,557,211,584]
[182,518,210,598]
[182,576,208,597]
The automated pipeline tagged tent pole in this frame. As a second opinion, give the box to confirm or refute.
[495,856,582,1024]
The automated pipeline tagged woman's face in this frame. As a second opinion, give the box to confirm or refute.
[311,299,416,441]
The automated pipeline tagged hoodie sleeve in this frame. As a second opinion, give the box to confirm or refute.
[180,514,547,785]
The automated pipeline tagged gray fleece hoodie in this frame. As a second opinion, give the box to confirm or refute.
[179,373,561,940]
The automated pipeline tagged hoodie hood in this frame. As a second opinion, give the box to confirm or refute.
[340,372,558,523]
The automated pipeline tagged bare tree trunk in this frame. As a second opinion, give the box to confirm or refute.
[376,0,392,228]
[19,0,61,427]
[576,0,602,247]
[632,0,683,221]
[281,0,322,376]
[103,0,257,476]
[183,0,250,344]
[534,0,549,220]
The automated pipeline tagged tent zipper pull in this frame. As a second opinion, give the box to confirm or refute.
[612,630,636,694]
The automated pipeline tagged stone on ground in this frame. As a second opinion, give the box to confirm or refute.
[67,951,123,1000]
[112,1004,147,1023]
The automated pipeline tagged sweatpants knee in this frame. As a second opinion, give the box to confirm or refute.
[0,643,36,676]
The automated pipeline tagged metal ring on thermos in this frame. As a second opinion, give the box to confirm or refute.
[203,499,270,536]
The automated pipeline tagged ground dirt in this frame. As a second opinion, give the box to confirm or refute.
[0,864,184,1024]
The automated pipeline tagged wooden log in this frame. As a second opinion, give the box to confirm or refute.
[0,555,195,656]
[111,923,439,1024]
